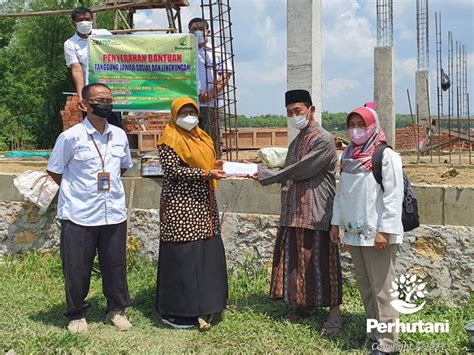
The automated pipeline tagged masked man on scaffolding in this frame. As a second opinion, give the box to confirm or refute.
[188,17,233,157]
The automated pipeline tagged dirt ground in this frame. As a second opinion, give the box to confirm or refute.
[233,150,474,187]
[1,151,473,187]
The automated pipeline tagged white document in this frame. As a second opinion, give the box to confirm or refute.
[223,162,258,177]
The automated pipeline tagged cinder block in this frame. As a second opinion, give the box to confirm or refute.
[444,186,474,226]
[413,185,445,225]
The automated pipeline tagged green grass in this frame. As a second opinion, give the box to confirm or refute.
[0,251,471,353]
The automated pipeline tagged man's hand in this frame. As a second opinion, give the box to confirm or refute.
[329,225,340,244]
[47,170,62,186]
[374,232,390,251]
[210,169,226,180]
[241,160,258,180]
[246,172,258,180]
[199,91,211,103]
[70,63,84,103]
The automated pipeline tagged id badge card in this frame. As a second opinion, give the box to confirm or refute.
[97,172,111,191]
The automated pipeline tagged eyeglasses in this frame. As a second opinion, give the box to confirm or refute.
[178,110,198,117]
[86,98,114,104]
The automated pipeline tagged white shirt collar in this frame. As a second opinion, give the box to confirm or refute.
[83,116,111,136]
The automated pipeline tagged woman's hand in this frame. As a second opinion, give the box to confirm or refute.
[214,160,224,170]
[209,169,226,180]
[329,225,340,244]
[374,232,390,251]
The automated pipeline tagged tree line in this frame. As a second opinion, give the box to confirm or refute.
[0,0,114,151]
[237,112,418,132]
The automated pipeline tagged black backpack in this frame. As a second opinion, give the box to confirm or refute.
[372,144,420,232]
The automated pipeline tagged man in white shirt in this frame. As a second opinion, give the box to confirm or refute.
[188,17,233,156]
[64,7,121,127]
[47,83,133,334]
[64,7,112,102]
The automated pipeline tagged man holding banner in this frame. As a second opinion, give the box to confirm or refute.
[188,17,233,156]
[64,7,112,102]
[64,7,122,127]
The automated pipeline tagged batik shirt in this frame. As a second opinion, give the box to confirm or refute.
[158,145,220,242]
[258,123,337,232]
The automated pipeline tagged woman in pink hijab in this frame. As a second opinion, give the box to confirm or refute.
[330,104,404,354]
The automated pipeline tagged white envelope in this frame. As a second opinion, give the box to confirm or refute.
[223,162,258,177]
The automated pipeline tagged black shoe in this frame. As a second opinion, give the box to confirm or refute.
[160,315,197,329]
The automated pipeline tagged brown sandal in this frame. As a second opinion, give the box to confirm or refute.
[284,307,317,322]
[322,313,343,335]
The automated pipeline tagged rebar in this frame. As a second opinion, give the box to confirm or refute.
[200,0,238,160]
[468,93,472,164]
[456,41,462,163]
[462,45,468,117]
[416,0,429,70]
[448,30,453,162]
[376,0,393,47]
[426,77,433,162]
[434,12,442,162]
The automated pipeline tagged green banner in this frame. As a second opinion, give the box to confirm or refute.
[87,34,198,112]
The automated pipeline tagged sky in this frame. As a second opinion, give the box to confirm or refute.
[134,0,474,116]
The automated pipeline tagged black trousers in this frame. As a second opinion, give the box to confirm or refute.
[60,220,131,320]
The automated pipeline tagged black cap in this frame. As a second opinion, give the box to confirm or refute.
[285,89,312,107]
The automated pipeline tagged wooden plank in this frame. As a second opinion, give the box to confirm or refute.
[0,1,189,18]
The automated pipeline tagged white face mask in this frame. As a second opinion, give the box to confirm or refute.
[76,21,93,35]
[193,30,206,45]
[176,115,199,131]
[288,107,311,130]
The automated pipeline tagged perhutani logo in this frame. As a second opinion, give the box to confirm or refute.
[389,273,427,314]
[366,273,449,334]
[175,36,193,51]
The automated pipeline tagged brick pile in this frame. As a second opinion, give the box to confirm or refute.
[60,96,83,131]
[122,112,170,133]
[396,125,426,151]
[396,124,474,151]
[60,95,171,134]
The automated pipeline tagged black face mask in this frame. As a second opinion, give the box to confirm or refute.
[90,103,113,119]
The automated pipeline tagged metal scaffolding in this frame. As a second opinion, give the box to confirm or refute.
[447,30,453,161]
[462,44,468,117]
[376,0,393,47]
[424,12,472,164]
[434,12,443,161]
[416,0,429,70]
[200,0,238,160]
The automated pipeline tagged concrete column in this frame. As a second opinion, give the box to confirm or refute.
[287,0,322,143]
[374,46,396,147]
[415,70,430,124]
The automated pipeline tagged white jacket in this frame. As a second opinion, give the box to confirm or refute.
[331,149,404,246]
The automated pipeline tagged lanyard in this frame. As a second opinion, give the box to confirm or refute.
[89,133,109,171]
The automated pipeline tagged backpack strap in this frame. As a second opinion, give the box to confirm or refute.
[372,144,392,191]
